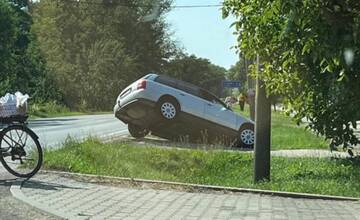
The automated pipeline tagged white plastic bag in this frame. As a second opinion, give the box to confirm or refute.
[0,92,29,117]
[15,91,29,108]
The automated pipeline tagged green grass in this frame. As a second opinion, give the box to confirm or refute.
[29,102,110,118]
[232,105,329,150]
[44,138,360,197]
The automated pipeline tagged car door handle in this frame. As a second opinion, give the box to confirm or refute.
[207,103,213,106]
[180,93,185,96]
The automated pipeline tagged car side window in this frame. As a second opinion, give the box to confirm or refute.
[176,81,199,97]
[200,90,228,108]
[155,75,177,87]
[199,90,211,102]
[155,75,201,97]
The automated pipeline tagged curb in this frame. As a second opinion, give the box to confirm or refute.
[40,170,360,202]
[98,130,129,143]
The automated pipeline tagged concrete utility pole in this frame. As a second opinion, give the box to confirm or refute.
[254,55,271,182]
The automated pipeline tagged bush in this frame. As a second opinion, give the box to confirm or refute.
[29,101,70,117]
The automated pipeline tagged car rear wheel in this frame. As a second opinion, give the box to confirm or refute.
[238,123,255,148]
[128,124,149,138]
[157,98,179,121]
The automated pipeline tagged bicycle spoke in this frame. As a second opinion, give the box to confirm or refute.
[3,134,22,147]
[15,129,24,146]
[9,130,14,147]
[23,132,29,147]
[15,129,27,147]
[2,135,14,147]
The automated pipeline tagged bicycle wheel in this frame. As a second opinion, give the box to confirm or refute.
[0,125,43,178]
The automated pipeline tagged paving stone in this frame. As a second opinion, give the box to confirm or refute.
[10,173,360,220]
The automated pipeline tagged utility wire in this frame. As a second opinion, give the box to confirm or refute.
[171,4,222,8]
[55,0,222,9]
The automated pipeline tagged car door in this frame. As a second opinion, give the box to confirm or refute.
[201,91,237,130]
[154,76,206,120]
[174,81,205,119]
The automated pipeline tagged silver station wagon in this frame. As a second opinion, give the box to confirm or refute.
[114,73,255,148]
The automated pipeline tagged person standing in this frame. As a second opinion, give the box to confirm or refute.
[238,93,246,111]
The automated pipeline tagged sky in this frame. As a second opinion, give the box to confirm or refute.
[165,0,238,69]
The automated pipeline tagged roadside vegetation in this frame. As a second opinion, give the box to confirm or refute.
[2,0,226,114]
[232,105,329,150]
[223,0,360,149]
[29,102,77,118]
[29,102,110,118]
[44,138,360,197]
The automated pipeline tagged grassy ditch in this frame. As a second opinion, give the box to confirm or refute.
[232,105,329,150]
[44,138,360,197]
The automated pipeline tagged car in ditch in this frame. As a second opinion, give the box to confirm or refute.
[113,73,255,148]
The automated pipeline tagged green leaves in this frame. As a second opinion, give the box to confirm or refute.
[32,0,176,110]
[162,54,226,96]
[223,0,360,148]
[0,0,55,102]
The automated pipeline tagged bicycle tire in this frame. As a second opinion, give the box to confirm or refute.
[0,125,43,178]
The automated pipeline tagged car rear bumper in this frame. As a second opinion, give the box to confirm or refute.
[114,98,156,127]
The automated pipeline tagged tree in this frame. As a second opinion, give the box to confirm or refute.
[223,0,360,149]
[0,0,58,102]
[32,0,176,110]
[227,58,249,93]
[163,53,226,96]
[0,0,18,94]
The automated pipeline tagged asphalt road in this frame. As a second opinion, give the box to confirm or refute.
[0,114,126,219]
[28,114,128,149]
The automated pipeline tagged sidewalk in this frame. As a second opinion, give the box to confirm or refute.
[270,149,352,158]
[11,173,360,220]
[0,167,58,220]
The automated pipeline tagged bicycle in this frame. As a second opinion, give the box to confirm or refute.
[0,115,43,178]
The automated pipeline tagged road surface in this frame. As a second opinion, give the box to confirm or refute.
[28,114,128,149]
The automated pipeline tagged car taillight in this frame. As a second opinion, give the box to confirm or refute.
[137,80,147,90]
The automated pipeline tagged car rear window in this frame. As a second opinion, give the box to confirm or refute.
[176,81,199,97]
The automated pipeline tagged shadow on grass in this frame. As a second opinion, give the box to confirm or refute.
[287,156,360,183]
[119,137,253,152]
[332,156,360,167]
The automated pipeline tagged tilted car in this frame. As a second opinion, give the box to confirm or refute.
[114,73,255,148]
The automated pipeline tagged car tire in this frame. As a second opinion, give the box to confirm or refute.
[128,123,149,138]
[237,123,255,148]
[157,98,179,121]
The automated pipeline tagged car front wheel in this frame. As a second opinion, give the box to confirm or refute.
[128,123,149,138]
[238,123,255,148]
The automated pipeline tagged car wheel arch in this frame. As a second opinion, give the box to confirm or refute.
[157,95,181,111]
